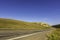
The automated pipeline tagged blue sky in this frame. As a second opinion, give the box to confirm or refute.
[0,0,60,25]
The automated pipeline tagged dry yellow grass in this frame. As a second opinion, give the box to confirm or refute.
[0,18,51,30]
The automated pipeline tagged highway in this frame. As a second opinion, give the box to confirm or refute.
[0,28,54,40]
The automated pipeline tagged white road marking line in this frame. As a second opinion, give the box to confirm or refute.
[7,32,41,40]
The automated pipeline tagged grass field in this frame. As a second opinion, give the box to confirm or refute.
[0,18,51,30]
[47,25,60,40]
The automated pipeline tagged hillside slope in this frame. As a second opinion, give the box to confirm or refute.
[0,18,50,29]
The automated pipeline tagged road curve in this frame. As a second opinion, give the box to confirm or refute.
[0,28,55,40]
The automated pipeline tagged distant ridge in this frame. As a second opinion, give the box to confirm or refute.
[52,24,60,28]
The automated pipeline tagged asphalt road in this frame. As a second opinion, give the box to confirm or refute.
[0,28,55,40]
[0,29,43,40]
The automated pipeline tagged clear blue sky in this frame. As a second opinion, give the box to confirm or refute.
[0,0,60,25]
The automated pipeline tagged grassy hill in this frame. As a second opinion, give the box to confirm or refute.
[0,18,51,30]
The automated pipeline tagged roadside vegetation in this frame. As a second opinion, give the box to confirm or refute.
[47,24,60,40]
[0,18,51,30]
